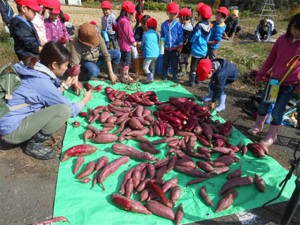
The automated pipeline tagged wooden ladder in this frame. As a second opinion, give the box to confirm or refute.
[260,0,277,19]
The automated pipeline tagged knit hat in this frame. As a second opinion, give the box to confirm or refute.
[78,22,101,47]
[146,18,157,28]
[122,1,136,14]
[178,8,191,17]
[198,4,212,20]
[217,6,229,17]
[166,2,179,14]
[292,5,300,16]
[231,9,239,17]
[15,0,42,11]
[64,13,70,21]
[197,58,212,81]
[101,1,112,10]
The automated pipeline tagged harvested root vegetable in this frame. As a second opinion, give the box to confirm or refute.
[73,156,85,174]
[112,143,157,161]
[247,142,265,158]
[32,216,69,225]
[125,178,134,198]
[175,203,184,225]
[148,181,173,207]
[111,193,152,214]
[98,156,129,190]
[91,133,118,144]
[216,190,238,213]
[227,168,242,179]
[145,200,175,220]
[199,185,214,207]
[254,174,265,192]
[220,176,253,195]
[62,144,97,162]
[170,186,181,203]
[76,161,96,179]
[95,156,109,172]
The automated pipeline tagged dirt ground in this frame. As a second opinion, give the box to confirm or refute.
[1,4,300,225]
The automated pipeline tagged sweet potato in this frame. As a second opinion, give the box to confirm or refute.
[197,161,214,172]
[170,186,181,203]
[91,133,118,144]
[175,203,184,225]
[162,178,178,193]
[100,112,111,123]
[136,178,151,193]
[140,188,151,201]
[174,165,211,177]
[112,143,157,161]
[213,166,230,175]
[139,142,160,155]
[87,124,100,134]
[213,155,235,167]
[254,174,265,192]
[216,190,238,213]
[95,156,109,172]
[147,162,155,179]
[77,161,96,179]
[199,185,214,207]
[247,142,265,158]
[145,200,175,220]
[98,156,130,190]
[186,177,207,186]
[132,170,141,188]
[73,156,85,174]
[227,168,242,179]
[84,130,94,143]
[148,181,173,207]
[128,117,144,130]
[211,147,233,155]
[219,176,253,195]
[125,178,134,198]
[111,193,151,214]
[62,144,97,162]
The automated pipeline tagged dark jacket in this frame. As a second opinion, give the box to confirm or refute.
[9,16,41,61]
[0,0,14,25]
[210,58,239,102]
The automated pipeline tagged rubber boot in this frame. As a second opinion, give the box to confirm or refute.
[142,73,154,84]
[189,72,196,87]
[247,115,268,136]
[24,132,56,160]
[260,125,280,147]
[121,66,133,83]
[201,88,214,102]
[215,94,226,112]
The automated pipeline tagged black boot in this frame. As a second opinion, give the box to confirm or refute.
[24,132,56,160]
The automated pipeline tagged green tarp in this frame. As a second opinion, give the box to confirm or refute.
[53,81,296,225]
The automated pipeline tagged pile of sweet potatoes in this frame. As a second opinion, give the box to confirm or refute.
[64,88,270,221]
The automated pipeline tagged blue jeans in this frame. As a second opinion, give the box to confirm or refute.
[163,50,178,80]
[258,84,297,125]
[121,51,132,67]
[82,49,121,77]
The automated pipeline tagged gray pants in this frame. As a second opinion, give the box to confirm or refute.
[3,104,71,144]
[143,58,157,74]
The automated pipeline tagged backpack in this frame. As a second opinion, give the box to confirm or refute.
[0,63,22,118]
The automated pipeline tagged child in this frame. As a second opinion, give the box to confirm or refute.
[198,58,239,112]
[63,13,75,39]
[0,41,92,160]
[100,0,118,50]
[160,2,183,82]
[188,3,212,87]
[247,6,300,147]
[134,0,145,29]
[44,4,70,43]
[177,7,193,77]
[141,17,159,83]
[223,9,241,40]
[31,0,59,46]
[0,0,14,33]
[134,15,151,47]
[207,6,228,59]
[114,1,137,83]
[9,0,43,60]
[255,18,277,43]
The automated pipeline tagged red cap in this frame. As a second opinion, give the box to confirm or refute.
[51,4,61,15]
[122,1,136,14]
[217,6,229,17]
[166,2,179,14]
[64,13,70,21]
[89,20,98,26]
[146,18,157,28]
[37,0,59,9]
[15,0,42,11]
[178,7,191,17]
[101,1,112,9]
[197,2,205,13]
[197,58,212,81]
[198,4,212,20]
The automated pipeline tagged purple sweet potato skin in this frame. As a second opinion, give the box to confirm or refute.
[175,203,184,225]
[254,174,265,192]
[111,193,152,214]
[145,200,175,220]
[216,190,238,213]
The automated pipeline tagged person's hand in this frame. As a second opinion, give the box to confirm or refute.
[83,89,93,104]
[109,72,118,84]
[207,101,216,110]
[132,42,137,47]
